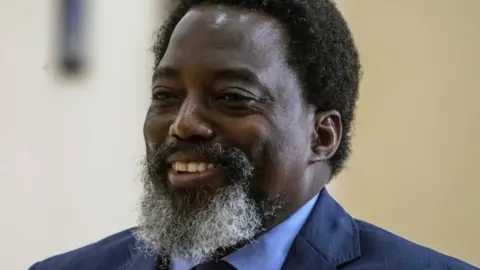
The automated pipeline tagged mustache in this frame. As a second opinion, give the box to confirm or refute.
[146,139,255,181]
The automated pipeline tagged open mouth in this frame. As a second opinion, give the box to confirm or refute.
[168,161,223,188]
[171,161,219,174]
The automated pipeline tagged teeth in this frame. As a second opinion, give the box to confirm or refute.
[172,162,217,173]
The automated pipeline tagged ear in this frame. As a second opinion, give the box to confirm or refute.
[309,110,342,164]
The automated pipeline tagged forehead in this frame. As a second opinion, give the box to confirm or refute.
[159,5,288,71]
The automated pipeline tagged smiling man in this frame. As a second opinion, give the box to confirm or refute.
[30,1,477,270]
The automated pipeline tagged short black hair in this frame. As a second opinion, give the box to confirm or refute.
[153,0,361,177]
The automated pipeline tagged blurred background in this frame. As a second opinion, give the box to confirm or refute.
[0,0,478,269]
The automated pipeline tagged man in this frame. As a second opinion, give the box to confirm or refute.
[30,0,477,269]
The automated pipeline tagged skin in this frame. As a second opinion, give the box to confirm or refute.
[143,5,342,228]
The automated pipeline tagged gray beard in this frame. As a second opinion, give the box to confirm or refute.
[134,158,282,264]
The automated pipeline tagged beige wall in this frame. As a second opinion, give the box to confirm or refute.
[330,0,480,266]
[0,1,163,269]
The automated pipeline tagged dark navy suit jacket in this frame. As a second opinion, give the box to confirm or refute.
[30,189,478,269]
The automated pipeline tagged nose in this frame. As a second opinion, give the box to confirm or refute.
[169,98,214,141]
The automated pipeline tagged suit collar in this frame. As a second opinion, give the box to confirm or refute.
[282,188,361,269]
[125,188,360,270]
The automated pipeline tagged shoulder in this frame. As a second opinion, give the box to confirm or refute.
[29,228,137,270]
[352,219,477,269]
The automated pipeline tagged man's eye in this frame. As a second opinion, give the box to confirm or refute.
[217,93,252,102]
[152,89,176,101]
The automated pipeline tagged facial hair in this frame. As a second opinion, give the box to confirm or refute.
[134,141,283,264]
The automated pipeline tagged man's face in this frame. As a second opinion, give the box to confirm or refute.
[137,6,318,262]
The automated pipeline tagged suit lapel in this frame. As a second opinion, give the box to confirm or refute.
[282,188,361,269]
[282,235,338,270]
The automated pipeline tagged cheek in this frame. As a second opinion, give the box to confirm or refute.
[253,116,312,195]
[143,112,172,145]
[255,136,310,198]
[221,119,294,191]
[218,118,266,157]
[251,134,295,195]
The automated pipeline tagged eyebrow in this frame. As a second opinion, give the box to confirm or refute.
[153,66,262,84]
[212,68,273,99]
[210,68,261,86]
[152,67,180,83]
[152,66,270,95]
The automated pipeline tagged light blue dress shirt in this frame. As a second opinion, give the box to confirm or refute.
[171,193,319,270]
